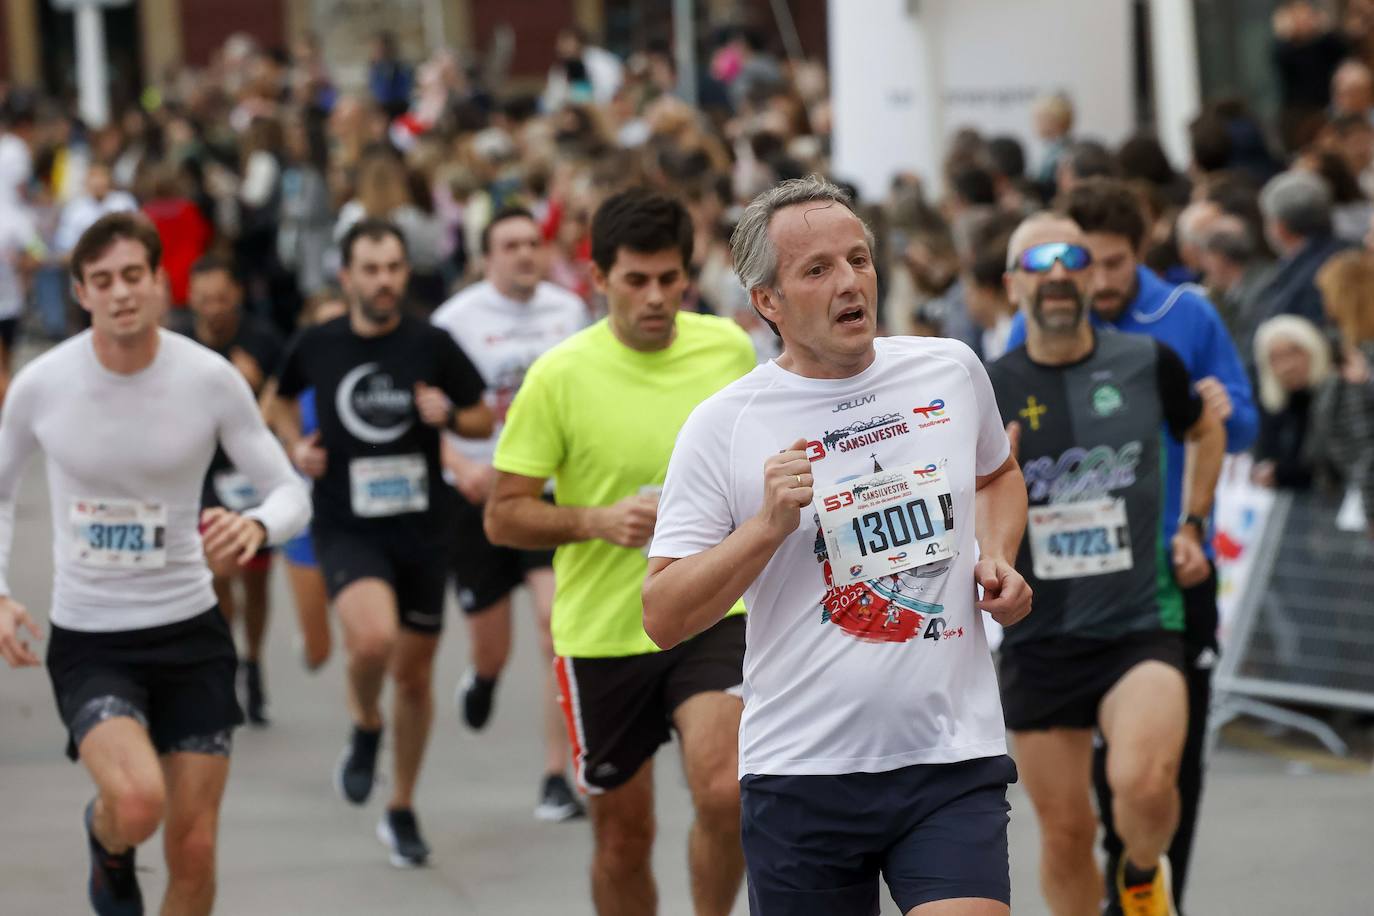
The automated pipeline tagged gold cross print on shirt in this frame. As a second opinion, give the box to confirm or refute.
[1019,395,1048,431]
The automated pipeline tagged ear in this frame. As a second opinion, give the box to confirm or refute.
[591,263,609,295]
[751,286,782,328]
[72,279,92,315]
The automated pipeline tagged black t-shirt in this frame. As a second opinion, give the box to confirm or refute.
[987,330,1202,649]
[186,315,285,510]
[274,314,485,531]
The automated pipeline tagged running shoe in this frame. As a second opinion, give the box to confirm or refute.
[334,725,382,805]
[456,669,496,731]
[376,808,430,868]
[1116,855,1178,916]
[85,799,143,916]
[534,773,586,822]
[242,659,269,726]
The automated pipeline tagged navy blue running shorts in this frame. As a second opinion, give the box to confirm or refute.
[740,754,1017,915]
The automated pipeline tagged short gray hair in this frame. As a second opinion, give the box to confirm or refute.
[1260,170,1333,239]
[731,175,874,292]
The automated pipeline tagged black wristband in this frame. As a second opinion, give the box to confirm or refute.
[1180,514,1208,537]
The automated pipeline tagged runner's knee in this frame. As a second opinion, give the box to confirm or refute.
[594,811,655,873]
[348,627,396,669]
[166,820,218,880]
[692,774,741,834]
[392,661,434,703]
[1038,808,1097,864]
[1108,752,1179,812]
[108,783,165,846]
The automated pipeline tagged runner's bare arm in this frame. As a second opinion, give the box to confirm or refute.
[0,372,43,665]
[0,369,41,610]
[642,440,812,649]
[1179,403,1225,526]
[973,454,1033,627]
[974,455,1026,565]
[451,401,494,439]
[485,471,661,550]
[1173,401,1226,587]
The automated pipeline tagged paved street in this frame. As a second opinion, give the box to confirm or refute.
[1,449,1370,915]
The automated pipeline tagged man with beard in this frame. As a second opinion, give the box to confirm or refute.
[644,176,1031,916]
[269,219,493,866]
[1005,179,1255,913]
[988,213,1225,916]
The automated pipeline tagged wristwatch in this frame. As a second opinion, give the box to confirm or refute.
[1180,514,1208,538]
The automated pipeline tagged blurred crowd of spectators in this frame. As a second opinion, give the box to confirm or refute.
[0,0,1370,527]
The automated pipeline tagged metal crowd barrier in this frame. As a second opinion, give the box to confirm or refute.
[1211,489,1374,756]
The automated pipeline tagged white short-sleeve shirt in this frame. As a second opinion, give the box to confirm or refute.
[652,336,1012,778]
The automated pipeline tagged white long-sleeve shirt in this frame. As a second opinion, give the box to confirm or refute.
[0,330,311,631]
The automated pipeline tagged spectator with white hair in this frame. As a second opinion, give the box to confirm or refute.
[1251,313,1332,490]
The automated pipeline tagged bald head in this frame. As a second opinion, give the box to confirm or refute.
[1177,200,1224,271]
[1005,212,1092,340]
[1333,59,1374,116]
[1006,213,1085,270]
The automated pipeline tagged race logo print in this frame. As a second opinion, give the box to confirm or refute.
[812,517,951,644]
[1022,441,1142,503]
[337,363,414,444]
[912,398,951,429]
[808,413,911,461]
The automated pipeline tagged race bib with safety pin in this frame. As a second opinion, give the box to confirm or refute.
[815,462,958,587]
[71,499,167,570]
[1027,497,1133,580]
[212,470,262,512]
[349,454,429,518]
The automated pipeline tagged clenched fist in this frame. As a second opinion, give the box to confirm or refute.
[414,382,454,429]
[292,431,327,478]
[755,438,815,541]
[592,493,660,549]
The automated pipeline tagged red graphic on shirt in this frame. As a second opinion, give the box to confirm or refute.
[814,526,929,644]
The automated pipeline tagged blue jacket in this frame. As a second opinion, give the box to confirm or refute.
[1006,266,1258,554]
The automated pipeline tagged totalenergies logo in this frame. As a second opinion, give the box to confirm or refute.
[912,464,938,478]
[912,399,951,428]
[912,399,945,418]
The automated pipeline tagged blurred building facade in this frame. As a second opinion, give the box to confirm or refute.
[0,0,825,108]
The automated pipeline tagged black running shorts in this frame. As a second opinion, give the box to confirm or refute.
[998,629,1186,732]
[554,615,745,794]
[741,754,1017,915]
[449,493,553,614]
[313,524,449,634]
[46,607,242,760]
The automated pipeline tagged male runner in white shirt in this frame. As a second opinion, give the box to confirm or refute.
[431,207,587,820]
[645,176,1032,916]
[0,212,310,916]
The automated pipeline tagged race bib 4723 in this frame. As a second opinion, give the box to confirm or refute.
[1027,497,1133,580]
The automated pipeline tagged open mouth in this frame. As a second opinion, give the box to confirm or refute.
[836,307,865,326]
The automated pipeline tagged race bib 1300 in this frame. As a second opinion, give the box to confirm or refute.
[815,463,957,588]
